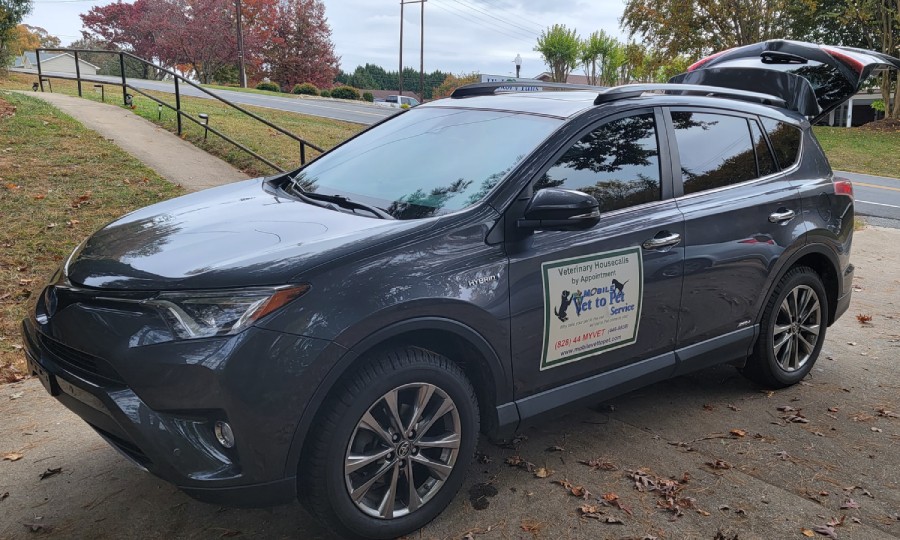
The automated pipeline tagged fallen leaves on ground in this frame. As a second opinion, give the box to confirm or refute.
[553,479,592,500]
[545,445,565,452]
[840,498,859,509]
[875,407,899,418]
[705,459,732,471]
[533,467,552,479]
[729,428,747,437]
[856,313,873,324]
[627,469,691,520]
[505,455,535,473]
[0,492,8,502]
[727,404,741,411]
[2,452,24,461]
[38,467,62,480]
[579,458,618,471]
[9,392,23,400]
[520,519,543,533]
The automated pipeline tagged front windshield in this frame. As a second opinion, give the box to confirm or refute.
[290,107,561,219]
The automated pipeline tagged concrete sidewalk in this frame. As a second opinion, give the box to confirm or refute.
[23,91,248,191]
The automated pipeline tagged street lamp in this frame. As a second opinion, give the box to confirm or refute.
[514,54,522,78]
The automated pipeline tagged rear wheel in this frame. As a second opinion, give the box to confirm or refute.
[300,347,479,539]
[742,266,828,388]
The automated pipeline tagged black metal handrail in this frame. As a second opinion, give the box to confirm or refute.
[34,48,324,171]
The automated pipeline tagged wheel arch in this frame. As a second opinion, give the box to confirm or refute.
[286,317,517,487]
[757,243,841,327]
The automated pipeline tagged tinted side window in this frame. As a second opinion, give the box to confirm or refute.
[671,112,756,195]
[539,113,661,213]
[761,117,802,169]
[750,120,778,177]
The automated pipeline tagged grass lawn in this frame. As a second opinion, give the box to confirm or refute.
[813,127,900,179]
[0,92,183,381]
[1,74,364,177]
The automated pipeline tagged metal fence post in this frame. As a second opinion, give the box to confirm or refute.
[36,50,43,92]
[74,50,82,97]
[174,76,182,135]
[119,53,127,105]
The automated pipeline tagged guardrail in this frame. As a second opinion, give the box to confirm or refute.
[34,48,324,172]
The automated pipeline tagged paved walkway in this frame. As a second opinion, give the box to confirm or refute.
[23,91,248,191]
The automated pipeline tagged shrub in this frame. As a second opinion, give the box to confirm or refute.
[330,86,361,100]
[320,89,331,98]
[255,81,280,92]
[362,92,374,102]
[292,83,319,96]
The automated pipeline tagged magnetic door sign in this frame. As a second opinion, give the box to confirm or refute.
[540,247,643,370]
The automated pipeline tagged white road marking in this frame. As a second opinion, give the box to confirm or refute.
[857,200,900,209]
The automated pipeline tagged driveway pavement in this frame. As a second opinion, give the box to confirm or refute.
[2,225,898,539]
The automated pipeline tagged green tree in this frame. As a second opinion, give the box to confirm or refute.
[0,0,32,67]
[535,24,580,82]
[581,30,619,85]
[620,0,815,58]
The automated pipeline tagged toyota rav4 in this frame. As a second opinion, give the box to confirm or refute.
[22,40,899,539]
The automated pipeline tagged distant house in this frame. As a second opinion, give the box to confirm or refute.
[533,72,593,85]
[11,51,99,76]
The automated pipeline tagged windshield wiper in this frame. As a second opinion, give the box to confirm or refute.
[287,175,395,220]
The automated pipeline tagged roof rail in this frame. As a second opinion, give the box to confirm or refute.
[594,83,786,107]
[451,81,605,98]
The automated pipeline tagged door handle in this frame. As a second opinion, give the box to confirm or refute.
[768,209,796,223]
[642,232,681,250]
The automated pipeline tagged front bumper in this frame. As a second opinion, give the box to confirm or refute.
[21,317,329,507]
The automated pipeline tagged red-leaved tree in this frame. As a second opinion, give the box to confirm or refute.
[264,0,339,89]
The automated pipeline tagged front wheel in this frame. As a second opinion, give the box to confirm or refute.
[300,347,479,539]
[742,266,829,388]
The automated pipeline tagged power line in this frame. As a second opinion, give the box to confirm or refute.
[477,0,549,33]
[430,0,536,44]
[447,0,543,38]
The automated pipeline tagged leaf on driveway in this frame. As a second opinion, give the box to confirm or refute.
[545,445,565,452]
[9,392,23,400]
[0,492,8,502]
[533,467,552,479]
[602,516,624,524]
[706,459,732,470]
[520,519,542,533]
[39,467,62,480]
[2,452,24,462]
[578,503,605,517]
[875,407,899,418]
[729,429,747,438]
[727,404,741,411]
[840,498,859,509]
[801,529,815,537]
[579,458,617,470]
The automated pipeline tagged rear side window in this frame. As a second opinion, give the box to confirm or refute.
[671,112,757,194]
[750,120,778,177]
[761,117,802,169]
[539,113,661,213]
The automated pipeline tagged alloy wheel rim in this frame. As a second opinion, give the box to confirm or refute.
[344,382,461,519]
[772,284,821,372]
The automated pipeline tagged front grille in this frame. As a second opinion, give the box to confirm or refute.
[93,426,152,467]
[39,334,125,386]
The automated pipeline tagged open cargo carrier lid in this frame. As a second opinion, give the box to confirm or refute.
[670,40,900,123]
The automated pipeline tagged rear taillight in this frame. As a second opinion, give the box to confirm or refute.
[821,46,865,74]
[687,47,736,71]
[834,178,854,198]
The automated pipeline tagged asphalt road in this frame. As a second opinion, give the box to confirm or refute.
[2,226,899,539]
[14,69,397,125]
[836,170,900,224]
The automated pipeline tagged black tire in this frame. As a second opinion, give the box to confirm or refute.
[742,266,829,388]
[299,347,479,539]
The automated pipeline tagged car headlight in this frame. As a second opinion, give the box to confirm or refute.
[146,285,309,340]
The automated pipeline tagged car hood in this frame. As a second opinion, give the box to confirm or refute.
[66,178,422,290]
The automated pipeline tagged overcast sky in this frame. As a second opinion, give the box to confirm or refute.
[24,0,629,78]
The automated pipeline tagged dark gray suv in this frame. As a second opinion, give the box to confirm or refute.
[22,40,899,539]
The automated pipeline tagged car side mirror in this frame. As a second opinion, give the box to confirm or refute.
[518,188,601,231]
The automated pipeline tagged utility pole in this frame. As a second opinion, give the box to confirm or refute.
[399,0,426,100]
[235,0,247,88]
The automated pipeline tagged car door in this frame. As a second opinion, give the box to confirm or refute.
[506,109,685,418]
[665,107,805,374]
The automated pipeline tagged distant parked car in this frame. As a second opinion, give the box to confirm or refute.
[374,95,420,108]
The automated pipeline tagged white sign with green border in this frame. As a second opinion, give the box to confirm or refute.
[540,247,643,370]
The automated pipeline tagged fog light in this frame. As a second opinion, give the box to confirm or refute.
[214,421,235,448]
